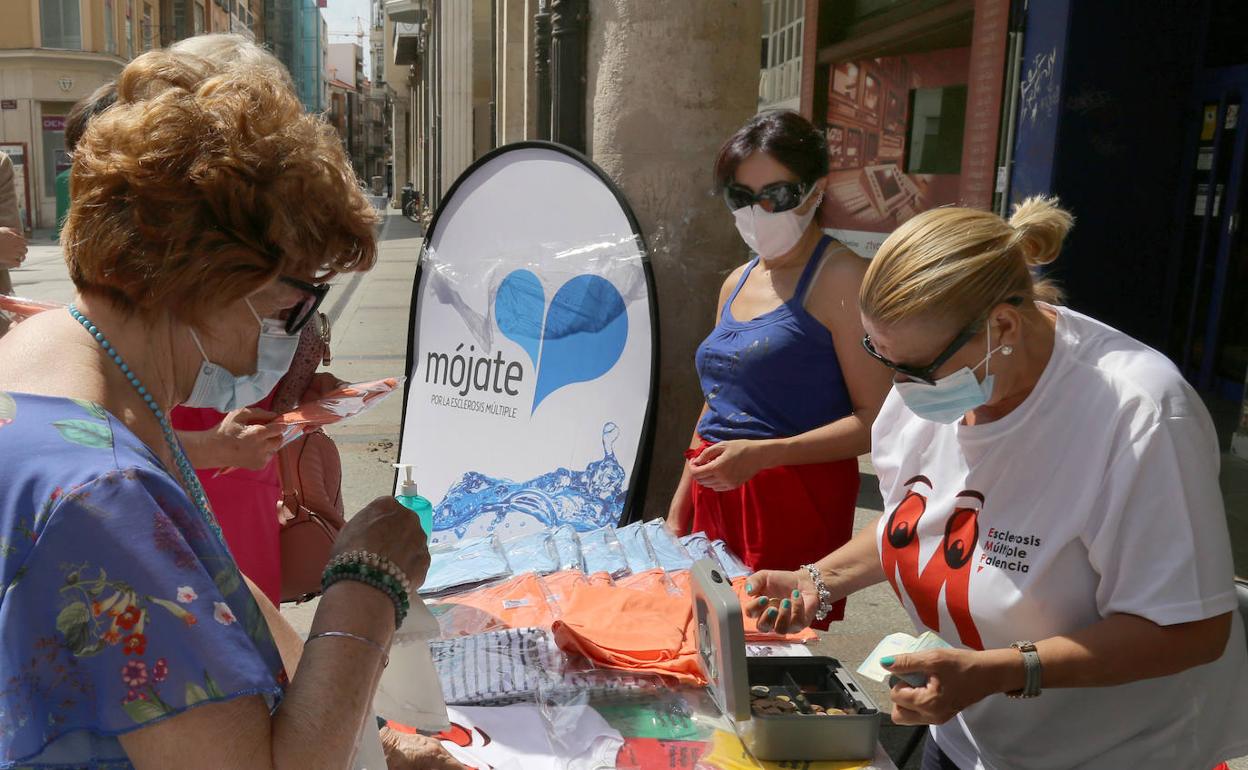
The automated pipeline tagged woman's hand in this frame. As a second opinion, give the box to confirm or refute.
[380,727,466,770]
[883,648,1013,725]
[213,408,285,470]
[301,371,349,403]
[741,569,819,634]
[334,496,432,592]
[687,439,775,491]
[0,227,27,269]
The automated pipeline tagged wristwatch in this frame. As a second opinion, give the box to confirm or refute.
[1007,641,1042,698]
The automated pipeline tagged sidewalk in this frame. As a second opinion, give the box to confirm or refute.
[278,209,423,634]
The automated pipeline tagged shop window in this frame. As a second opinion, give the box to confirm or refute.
[41,113,68,193]
[759,0,803,108]
[39,0,82,50]
[906,85,967,175]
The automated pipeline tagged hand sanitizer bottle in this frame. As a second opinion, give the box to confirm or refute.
[392,463,434,536]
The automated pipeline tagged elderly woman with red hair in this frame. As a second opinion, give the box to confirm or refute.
[0,35,460,770]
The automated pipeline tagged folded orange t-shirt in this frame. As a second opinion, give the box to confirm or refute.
[436,573,556,634]
[550,580,706,686]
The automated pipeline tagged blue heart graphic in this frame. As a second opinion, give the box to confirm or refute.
[496,270,545,368]
[495,270,628,414]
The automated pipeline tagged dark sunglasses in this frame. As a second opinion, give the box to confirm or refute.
[279,275,330,335]
[722,180,809,213]
[862,297,1023,385]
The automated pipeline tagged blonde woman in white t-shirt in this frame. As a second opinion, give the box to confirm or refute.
[742,197,1248,770]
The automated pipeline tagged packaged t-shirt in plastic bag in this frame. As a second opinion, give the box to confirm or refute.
[710,539,751,579]
[678,532,720,568]
[421,533,512,595]
[550,524,585,572]
[431,627,565,706]
[615,522,659,573]
[501,530,560,575]
[579,526,631,579]
[642,519,693,572]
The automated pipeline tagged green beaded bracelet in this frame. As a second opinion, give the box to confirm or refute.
[322,562,409,628]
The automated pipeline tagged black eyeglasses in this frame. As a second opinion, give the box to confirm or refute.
[862,297,1023,385]
[280,275,330,335]
[722,181,809,213]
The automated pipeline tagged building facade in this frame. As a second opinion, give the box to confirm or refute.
[327,41,365,177]
[0,0,165,230]
[264,0,326,113]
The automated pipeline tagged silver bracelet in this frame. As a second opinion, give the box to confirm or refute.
[306,630,390,668]
[801,563,833,621]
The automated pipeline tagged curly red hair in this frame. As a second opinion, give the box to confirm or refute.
[62,36,377,326]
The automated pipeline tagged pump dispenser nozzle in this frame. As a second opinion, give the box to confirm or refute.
[392,463,418,497]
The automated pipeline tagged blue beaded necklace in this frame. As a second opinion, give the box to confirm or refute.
[68,304,225,543]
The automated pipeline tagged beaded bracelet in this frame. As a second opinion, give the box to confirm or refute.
[327,550,413,597]
[322,559,410,628]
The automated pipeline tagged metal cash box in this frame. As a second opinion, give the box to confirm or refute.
[691,559,880,762]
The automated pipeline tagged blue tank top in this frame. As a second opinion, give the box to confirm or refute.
[695,236,854,441]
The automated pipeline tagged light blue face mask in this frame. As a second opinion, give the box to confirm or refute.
[895,324,1006,424]
[184,299,300,412]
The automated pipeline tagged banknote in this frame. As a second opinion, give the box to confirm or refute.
[856,630,952,687]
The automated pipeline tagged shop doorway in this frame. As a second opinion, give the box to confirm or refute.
[1169,70,1248,407]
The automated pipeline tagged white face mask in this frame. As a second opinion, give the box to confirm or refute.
[732,188,823,258]
[894,323,1006,424]
[184,299,300,412]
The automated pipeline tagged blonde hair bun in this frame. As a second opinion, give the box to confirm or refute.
[1008,196,1074,267]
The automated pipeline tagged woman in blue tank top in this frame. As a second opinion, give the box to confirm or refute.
[666,112,891,624]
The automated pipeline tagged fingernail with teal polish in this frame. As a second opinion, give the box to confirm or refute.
[758,597,769,607]
[745,582,755,594]
[781,599,791,610]
[766,608,778,618]
[792,589,801,599]
[880,656,895,668]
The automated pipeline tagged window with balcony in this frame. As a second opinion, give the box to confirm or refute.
[759,0,803,110]
[40,0,82,50]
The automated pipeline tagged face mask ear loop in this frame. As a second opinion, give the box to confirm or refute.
[244,298,263,325]
[188,328,211,364]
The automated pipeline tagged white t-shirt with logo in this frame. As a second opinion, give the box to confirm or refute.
[871,305,1248,770]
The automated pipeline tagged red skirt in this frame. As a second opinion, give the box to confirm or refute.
[687,439,859,624]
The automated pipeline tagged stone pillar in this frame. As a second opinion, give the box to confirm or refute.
[438,0,474,199]
[587,0,762,519]
[497,0,528,144]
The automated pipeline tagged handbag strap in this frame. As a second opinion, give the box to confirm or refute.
[278,438,303,510]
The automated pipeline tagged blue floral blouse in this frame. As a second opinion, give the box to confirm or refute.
[0,393,286,769]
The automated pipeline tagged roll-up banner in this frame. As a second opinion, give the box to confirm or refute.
[397,142,659,546]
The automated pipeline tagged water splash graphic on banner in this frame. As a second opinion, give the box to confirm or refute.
[495,270,627,414]
[431,422,626,538]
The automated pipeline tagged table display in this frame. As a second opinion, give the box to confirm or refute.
[389,524,899,770]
